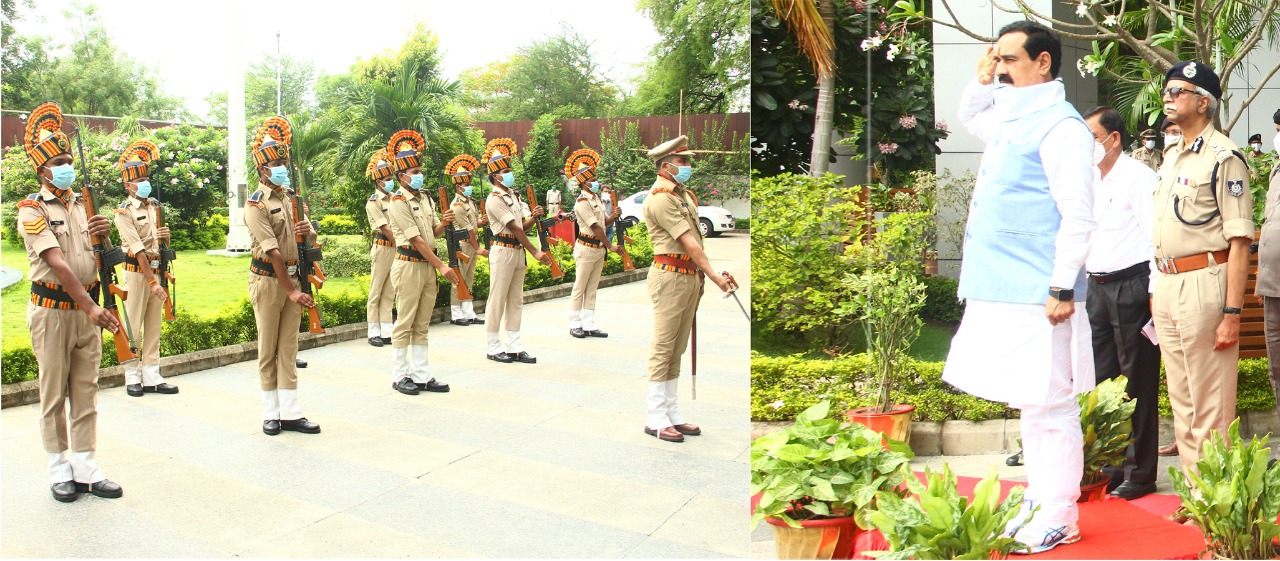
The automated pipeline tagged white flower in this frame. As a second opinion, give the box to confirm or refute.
[860,35,884,51]
[1076,1,1088,16]
[1077,58,1103,77]
[170,178,178,184]
[886,43,901,61]
[769,399,785,410]
[935,120,949,132]
[878,142,899,154]
[1103,14,1117,26]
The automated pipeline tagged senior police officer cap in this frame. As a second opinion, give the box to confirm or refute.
[1141,128,1157,138]
[1164,61,1222,100]
[647,135,696,162]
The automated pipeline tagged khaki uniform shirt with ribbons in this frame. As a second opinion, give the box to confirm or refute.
[574,191,607,239]
[244,182,300,265]
[365,190,392,234]
[1152,127,1254,260]
[388,188,438,250]
[643,176,702,256]
[451,193,479,248]
[17,187,97,287]
[114,197,159,260]
[485,186,529,237]
[1132,145,1163,173]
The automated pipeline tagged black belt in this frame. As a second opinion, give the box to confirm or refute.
[123,253,159,273]
[396,247,427,262]
[576,234,603,248]
[251,257,297,277]
[494,234,521,249]
[1087,261,1148,285]
[30,280,99,310]
[372,233,393,247]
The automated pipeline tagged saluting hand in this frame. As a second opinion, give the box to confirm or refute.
[977,44,998,85]
[87,214,112,238]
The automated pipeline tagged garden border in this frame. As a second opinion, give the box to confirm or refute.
[1,268,648,409]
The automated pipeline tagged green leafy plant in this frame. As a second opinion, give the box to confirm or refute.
[1080,375,1136,486]
[752,400,915,529]
[838,262,926,413]
[1171,418,1280,560]
[862,464,1030,560]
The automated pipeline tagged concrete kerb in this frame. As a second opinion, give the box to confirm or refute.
[0,268,650,410]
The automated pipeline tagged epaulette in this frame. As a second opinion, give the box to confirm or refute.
[114,204,128,215]
[652,187,674,196]
[577,193,590,201]
[368,193,379,202]
[247,190,265,209]
[148,197,159,205]
[392,194,407,202]
[16,194,40,209]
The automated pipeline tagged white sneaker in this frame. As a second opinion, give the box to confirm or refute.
[1002,499,1036,538]
[1010,522,1081,554]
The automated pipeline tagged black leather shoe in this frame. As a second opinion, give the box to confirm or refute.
[1006,450,1023,466]
[263,420,281,435]
[126,384,144,397]
[512,351,536,364]
[584,329,609,338]
[1109,480,1157,500]
[295,358,307,369]
[416,379,450,393]
[144,383,178,394]
[393,377,420,395]
[487,352,514,363]
[279,417,321,434]
[468,318,485,325]
[570,327,586,338]
[1269,458,1277,470]
[51,481,77,502]
[74,480,123,498]
[368,336,384,347]
[451,319,470,326]
[380,337,392,345]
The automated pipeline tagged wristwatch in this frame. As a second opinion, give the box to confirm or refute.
[1049,288,1074,301]
[1222,306,1242,315]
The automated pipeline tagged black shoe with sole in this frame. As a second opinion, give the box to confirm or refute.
[380,337,392,345]
[295,358,307,369]
[416,379,450,393]
[263,420,281,435]
[126,384,144,397]
[1109,481,1157,500]
[74,480,123,498]
[51,481,77,502]
[487,352,514,363]
[393,377,420,395]
[368,336,384,347]
[144,383,179,394]
[584,329,609,338]
[451,319,470,326]
[279,417,321,434]
[468,318,485,325]
[570,328,586,338]
[1006,451,1023,466]
[512,351,536,364]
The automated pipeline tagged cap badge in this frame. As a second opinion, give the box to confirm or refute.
[1183,62,1197,78]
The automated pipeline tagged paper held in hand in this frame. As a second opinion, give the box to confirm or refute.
[1141,319,1159,345]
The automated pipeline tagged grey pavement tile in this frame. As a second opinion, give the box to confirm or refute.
[625,537,731,558]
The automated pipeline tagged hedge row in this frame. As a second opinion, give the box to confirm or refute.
[751,352,1279,423]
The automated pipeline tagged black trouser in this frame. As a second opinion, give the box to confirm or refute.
[1087,263,1160,485]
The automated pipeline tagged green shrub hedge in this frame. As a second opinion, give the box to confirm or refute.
[921,275,965,323]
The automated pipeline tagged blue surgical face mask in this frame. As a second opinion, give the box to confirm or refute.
[268,165,288,186]
[48,163,76,190]
[383,179,394,191]
[408,173,424,190]
[590,181,601,193]
[463,185,473,197]
[672,165,692,184]
[133,180,152,198]
[500,172,514,188]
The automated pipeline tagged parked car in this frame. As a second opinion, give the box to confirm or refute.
[617,191,735,237]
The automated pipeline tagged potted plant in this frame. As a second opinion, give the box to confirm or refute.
[1171,418,1280,560]
[838,260,926,443]
[861,464,1032,559]
[1078,375,1135,502]
[752,401,915,560]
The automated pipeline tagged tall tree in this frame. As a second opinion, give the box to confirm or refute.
[350,22,445,86]
[631,0,750,115]
[473,23,619,121]
[243,54,316,122]
[767,0,835,176]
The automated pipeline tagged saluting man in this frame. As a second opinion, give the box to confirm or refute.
[18,101,125,502]
[364,148,396,347]
[114,140,178,397]
[385,129,460,395]
[482,138,553,363]
[641,135,735,444]
[566,149,620,338]
[244,116,321,436]
[446,154,488,326]
[1152,61,1254,476]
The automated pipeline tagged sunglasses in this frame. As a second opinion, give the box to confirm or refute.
[1161,85,1203,98]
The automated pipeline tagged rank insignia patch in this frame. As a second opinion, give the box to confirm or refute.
[1228,179,1245,197]
[23,217,46,235]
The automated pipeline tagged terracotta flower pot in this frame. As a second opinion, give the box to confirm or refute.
[845,404,915,444]
[767,515,862,560]
[1078,474,1110,503]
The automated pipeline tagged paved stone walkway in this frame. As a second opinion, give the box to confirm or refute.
[1,235,750,558]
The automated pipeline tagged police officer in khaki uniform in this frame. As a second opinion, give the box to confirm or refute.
[244,116,321,436]
[482,138,553,363]
[566,149,620,338]
[365,148,396,347]
[547,185,562,216]
[385,130,460,395]
[1152,62,1253,475]
[641,135,736,443]
[1131,128,1162,172]
[446,154,488,326]
[113,140,178,397]
[18,101,125,501]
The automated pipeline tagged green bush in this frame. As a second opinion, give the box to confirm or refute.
[168,213,228,251]
[921,275,965,323]
[319,237,373,278]
[735,217,750,230]
[318,214,361,235]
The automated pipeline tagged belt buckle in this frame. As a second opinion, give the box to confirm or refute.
[287,265,298,276]
[1157,257,1177,274]
[150,259,160,270]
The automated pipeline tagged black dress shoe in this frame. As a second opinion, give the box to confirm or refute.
[570,327,586,338]
[1006,450,1023,466]
[451,319,470,326]
[487,352,514,363]
[368,336,384,347]
[380,337,392,345]
[263,420,281,435]
[126,384,144,397]
[144,383,178,394]
[279,417,321,434]
[512,351,536,364]
[584,329,609,338]
[1109,480,1157,500]
[51,481,77,502]
[295,358,307,368]
[416,379,450,393]
[393,377,420,395]
[1269,458,1277,470]
[74,480,122,498]
[468,318,485,325]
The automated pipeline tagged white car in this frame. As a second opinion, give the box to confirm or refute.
[617,191,735,237]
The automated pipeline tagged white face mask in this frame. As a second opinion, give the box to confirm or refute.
[1252,142,1264,151]
[1092,141,1107,165]
[1165,134,1182,147]
[1144,139,1156,150]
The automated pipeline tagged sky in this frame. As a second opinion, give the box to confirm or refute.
[9,0,665,120]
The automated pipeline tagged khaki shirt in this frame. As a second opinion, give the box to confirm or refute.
[114,196,159,258]
[451,193,479,233]
[485,186,526,236]
[642,176,702,255]
[244,182,300,263]
[388,188,437,249]
[365,190,392,232]
[1256,169,1280,296]
[16,187,98,286]
[1131,146,1162,172]
[574,190,607,238]
[1152,126,1254,259]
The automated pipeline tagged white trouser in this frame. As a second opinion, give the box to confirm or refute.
[506,331,523,354]
[582,309,598,331]
[646,381,672,430]
[409,344,430,384]
[68,450,104,484]
[368,322,380,338]
[278,389,304,421]
[451,305,465,321]
[569,309,582,330]
[462,301,478,320]
[380,322,393,337]
[391,346,410,382]
[664,379,685,425]
[262,390,280,420]
[48,452,73,484]
[487,331,503,355]
[125,363,163,386]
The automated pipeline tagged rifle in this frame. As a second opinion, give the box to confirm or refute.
[288,161,326,334]
[153,187,176,320]
[76,130,137,363]
[438,187,473,300]
[526,184,564,279]
[608,187,636,271]
[479,198,493,250]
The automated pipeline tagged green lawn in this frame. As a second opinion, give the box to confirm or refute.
[2,236,367,351]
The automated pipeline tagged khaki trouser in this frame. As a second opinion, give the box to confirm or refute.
[391,258,438,347]
[647,267,702,382]
[367,243,395,326]
[1152,265,1239,474]
[249,273,301,390]
[123,268,163,365]
[30,304,101,453]
[450,241,478,305]
[1260,297,1280,408]
[486,245,526,333]
[570,245,605,311]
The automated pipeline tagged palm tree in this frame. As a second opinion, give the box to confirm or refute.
[287,112,340,198]
[770,0,835,176]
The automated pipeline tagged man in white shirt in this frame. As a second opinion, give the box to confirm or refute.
[1081,106,1160,500]
[943,21,1095,554]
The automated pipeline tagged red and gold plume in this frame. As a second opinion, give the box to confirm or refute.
[118,139,160,182]
[482,138,517,174]
[366,148,394,181]
[564,148,600,184]
[445,154,479,185]
[387,129,425,172]
[252,116,292,166]
[23,101,70,169]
